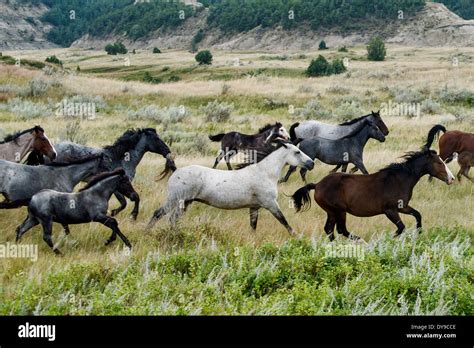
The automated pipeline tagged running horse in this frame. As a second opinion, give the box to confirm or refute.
[291,149,454,241]
[0,126,56,163]
[424,125,474,161]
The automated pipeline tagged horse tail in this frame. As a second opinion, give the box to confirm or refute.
[291,183,316,212]
[424,124,446,150]
[209,133,226,142]
[289,122,300,143]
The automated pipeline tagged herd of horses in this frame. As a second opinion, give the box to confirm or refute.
[0,112,472,254]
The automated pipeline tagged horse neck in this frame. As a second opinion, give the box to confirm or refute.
[107,136,147,177]
[62,159,99,185]
[341,117,368,133]
[87,176,121,200]
[256,147,288,181]
[4,133,34,161]
[352,125,371,147]
[387,157,429,193]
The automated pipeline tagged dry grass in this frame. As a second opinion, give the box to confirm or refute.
[0,45,472,314]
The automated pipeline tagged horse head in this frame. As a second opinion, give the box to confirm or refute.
[31,126,57,161]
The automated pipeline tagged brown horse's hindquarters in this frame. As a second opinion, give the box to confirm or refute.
[439,132,474,160]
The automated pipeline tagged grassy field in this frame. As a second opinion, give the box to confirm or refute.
[0,46,472,315]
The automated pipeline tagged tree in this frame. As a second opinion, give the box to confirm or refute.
[306,55,329,77]
[45,55,62,65]
[105,42,128,55]
[318,40,328,50]
[367,37,386,61]
[152,47,161,54]
[195,50,213,65]
[331,58,346,74]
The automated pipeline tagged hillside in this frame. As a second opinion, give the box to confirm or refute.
[1,1,473,51]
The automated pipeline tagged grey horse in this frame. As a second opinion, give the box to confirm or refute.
[0,154,104,209]
[29,128,176,219]
[289,110,389,142]
[280,119,386,183]
[16,168,135,255]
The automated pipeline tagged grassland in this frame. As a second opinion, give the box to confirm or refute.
[0,46,472,315]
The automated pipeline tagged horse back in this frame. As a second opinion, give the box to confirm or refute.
[439,131,474,159]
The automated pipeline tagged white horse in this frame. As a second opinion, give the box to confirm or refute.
[147,141,314,235]
[289,111,389,141]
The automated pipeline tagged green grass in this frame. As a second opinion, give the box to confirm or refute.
[0,227,471,315]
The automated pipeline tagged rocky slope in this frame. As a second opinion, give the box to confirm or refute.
[0,1,57,51]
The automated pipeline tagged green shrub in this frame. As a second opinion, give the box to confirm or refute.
[195,50,213,65]
[105,42,128,55]
[318,40,328,50]
[152,47,161,54]
[306,55,330,77]
[45,55,62,65]
[367,37,386,61]
[200,100,233,122]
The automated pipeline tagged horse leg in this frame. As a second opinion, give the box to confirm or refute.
[335,212,360,240]
[147,205,169,230]
[351,160,368,175]
[330,165,342,173]
[111,192,127,217]
[462,167,473,182]
[300,168,308,183]
[96,215,131,248]
[456,168,463,182]
[212,149,226,169]
[224,150,236,170]
[0,200,24,209]
[340,163,349,173]
[279,165,296,183]
[39,217,61,255]
[129,192,140,220]
[399,206,422,232]
[249,208,259,230]
[266,202,295,236]
[384,209,406,237]
[323,213,337,241]
[349,166,359,174]
[16,214,39,242]
[62,224,71,235]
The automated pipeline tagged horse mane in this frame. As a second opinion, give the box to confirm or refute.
[258,122,282,134]
[338,114,371,126]
[79,168,125,192]
[0,126,44,144]
[44,154,102,167]
[104,128,156,159]
[339,119,371,139]
[380,150,434,175]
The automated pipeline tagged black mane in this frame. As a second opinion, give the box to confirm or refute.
[338,114,371,126]
[380,150,434,175]
[79,168,125,192]
[258,122,282,134]
[44,154,102,167]
[0,126,44,144]
[104,128,156,159]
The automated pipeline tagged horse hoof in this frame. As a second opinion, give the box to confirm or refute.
[53,249,63,256]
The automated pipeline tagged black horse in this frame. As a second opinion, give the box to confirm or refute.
[208,122,290,170]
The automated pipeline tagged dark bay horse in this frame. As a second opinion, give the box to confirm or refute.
[425,125,474,161]
[27,128,176,219]
[0,126,56,163]
[291,149,455,241]
[280,119,385,183]
[209,122,290,169]
[16,168,135,255]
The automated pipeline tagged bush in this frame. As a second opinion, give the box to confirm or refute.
[200,100,233,122]
[22,77,51,97]
[152,47,161,54]
[331,58,347,74]
[195,50,213,65]
[318,40,328,50]
[294,99,331,120]
[306,55,330,77]
[367,37,386,61]
[127,104,188,125]
[7,98,51,119]
[45,55,62,65]
[143,72,161,84]
[338,46,348,52]
[105,42,128,55]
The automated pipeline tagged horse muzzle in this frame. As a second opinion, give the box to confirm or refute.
[304,160,314,171]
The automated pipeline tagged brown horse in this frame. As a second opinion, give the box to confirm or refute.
[291,149,455,241]
[452,152,473,182]
[425,125,474,161]
[0,126,56,163]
